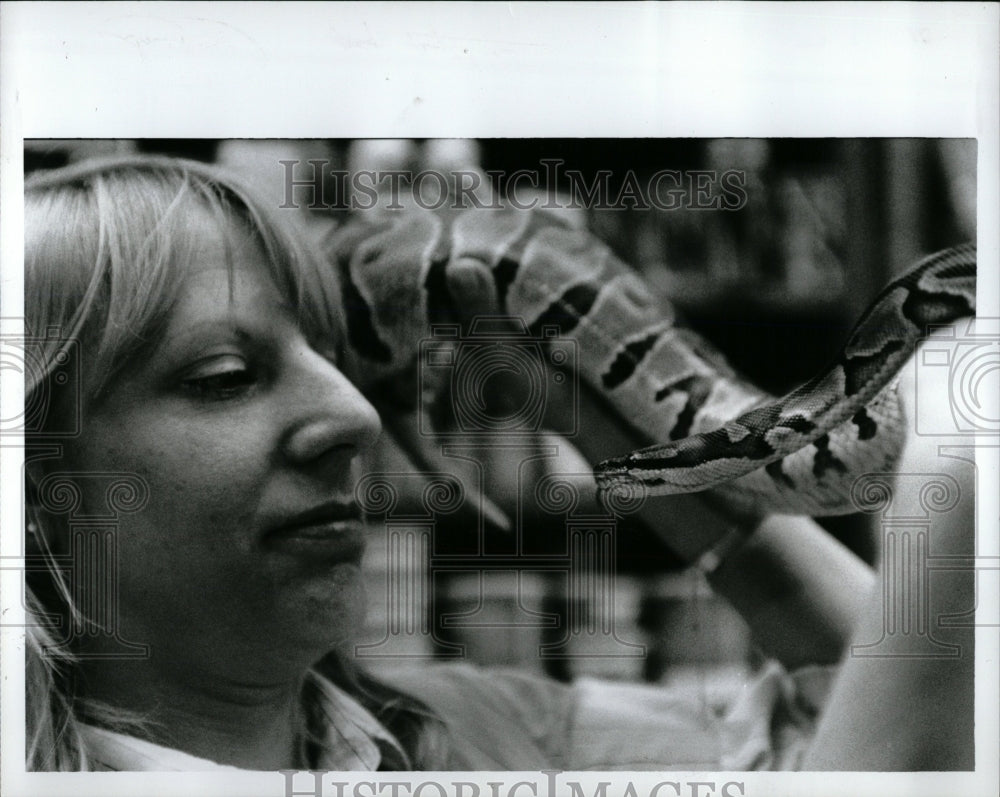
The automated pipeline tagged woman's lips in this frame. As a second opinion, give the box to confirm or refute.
[262,501,366,559]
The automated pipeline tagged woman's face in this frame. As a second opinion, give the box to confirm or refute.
[54,209,382,681]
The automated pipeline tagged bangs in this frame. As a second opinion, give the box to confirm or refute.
[25,156,344,404]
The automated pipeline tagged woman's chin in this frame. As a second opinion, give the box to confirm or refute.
[270,567,368,651]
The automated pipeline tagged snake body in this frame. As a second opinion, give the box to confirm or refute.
[328,207,976,517]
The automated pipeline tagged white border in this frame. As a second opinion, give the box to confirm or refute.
[2,2,998,796]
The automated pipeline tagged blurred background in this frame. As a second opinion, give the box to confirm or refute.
[25,138,977,697]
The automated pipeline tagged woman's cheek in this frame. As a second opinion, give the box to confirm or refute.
[148,449,267,541]
[89,427,261,545]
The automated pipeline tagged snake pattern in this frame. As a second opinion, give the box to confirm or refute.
[326,207,976,517]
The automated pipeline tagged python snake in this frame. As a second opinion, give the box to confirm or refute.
[327,207,976,517]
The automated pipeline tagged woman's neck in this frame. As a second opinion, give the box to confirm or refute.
[77,656,309,770]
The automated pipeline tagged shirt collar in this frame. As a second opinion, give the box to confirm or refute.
[306,669,408,771]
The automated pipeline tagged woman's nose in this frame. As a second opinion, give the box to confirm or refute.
[282,347,383,465]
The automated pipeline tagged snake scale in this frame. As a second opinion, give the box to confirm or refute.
[327,206,976,517]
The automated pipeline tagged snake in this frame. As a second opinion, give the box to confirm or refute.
[325,206,976,517]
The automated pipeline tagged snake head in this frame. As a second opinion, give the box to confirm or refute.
[592,457,655,514]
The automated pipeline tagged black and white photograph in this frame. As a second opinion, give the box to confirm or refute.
[1,4,997,797]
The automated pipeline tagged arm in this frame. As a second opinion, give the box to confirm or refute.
[801,325,976,770]
[705,513,874,669]
[566,384,875,670]
[575,329,976,770]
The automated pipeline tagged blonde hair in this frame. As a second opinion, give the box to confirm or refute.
[24,154,447,770]
[25,154,342,402]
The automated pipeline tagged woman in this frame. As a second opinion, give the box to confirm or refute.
[24,155,445,770]
[22,155,972,771]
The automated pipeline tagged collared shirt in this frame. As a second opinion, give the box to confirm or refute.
[381,660,834,771]
[77,661,835,771]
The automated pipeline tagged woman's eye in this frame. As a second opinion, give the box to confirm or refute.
[181,357,256,400]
